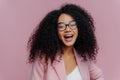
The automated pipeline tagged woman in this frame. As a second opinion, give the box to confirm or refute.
[27,4,104,80]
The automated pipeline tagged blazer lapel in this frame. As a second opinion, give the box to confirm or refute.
[74,49,90,80]
[51,49,90,80]
[52,53,67,80]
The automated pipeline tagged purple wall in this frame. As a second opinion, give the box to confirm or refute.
[0,0,120,80]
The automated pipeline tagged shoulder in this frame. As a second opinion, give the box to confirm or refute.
[34,56,48,67]
[86,60,104,80]
[30,56,48,80]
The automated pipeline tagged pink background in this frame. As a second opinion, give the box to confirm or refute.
[0,0,120,80]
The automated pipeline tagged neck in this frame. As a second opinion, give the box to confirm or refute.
[62,46,74,56]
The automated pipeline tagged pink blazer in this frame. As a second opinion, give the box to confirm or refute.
[30,49,104,80]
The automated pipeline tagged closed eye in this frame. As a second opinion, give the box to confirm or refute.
[69,21,76,26]
[58,23,65,28]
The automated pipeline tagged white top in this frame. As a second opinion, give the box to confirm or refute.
[67,66,82,80]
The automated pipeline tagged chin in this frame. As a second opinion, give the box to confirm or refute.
[63,42,75,47]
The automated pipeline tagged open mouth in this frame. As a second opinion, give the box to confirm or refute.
[64,34,73,42]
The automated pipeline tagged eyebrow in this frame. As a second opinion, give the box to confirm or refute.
[57,20,75,24]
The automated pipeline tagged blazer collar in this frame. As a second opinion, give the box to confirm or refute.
[52,48,89,80]
[74,49,89,80]
[52,51,67,80]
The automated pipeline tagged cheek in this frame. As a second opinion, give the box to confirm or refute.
[58,31,63,40]
[76,30,78,37]
[73,29,78,37]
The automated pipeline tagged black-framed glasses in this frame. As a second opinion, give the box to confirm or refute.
[57,20,77,31]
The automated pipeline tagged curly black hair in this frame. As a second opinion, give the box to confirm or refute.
[27,4,99,63]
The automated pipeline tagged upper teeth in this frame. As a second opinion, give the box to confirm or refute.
[64,34,73,37]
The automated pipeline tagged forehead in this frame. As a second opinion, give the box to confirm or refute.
[58,13,74,23]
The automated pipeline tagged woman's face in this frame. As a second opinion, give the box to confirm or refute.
[57,13,78,47]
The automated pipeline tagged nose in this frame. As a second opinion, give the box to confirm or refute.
[65,25,71,32]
